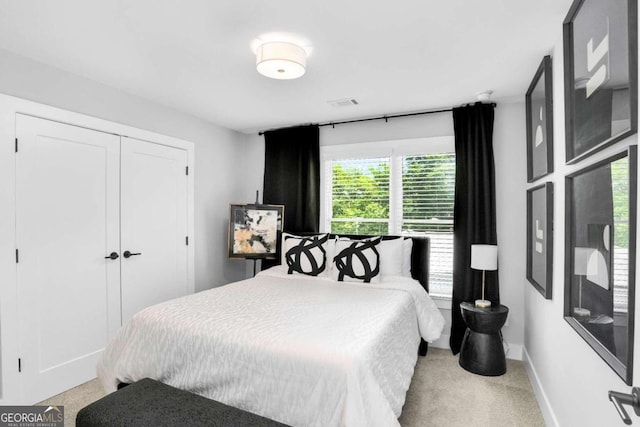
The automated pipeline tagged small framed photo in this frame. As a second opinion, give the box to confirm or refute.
[526,56,554,182]
[228,203,284,259]
[526,182,553,298]
[564,146,637,384]
[563,0,638,164]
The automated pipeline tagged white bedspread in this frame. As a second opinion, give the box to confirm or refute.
[97,266,444,427]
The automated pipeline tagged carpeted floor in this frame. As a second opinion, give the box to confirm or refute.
[398,348,545,426]
[38,347,544,426]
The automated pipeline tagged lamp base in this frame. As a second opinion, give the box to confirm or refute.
[475,299,491,308]
[573,307,591,317]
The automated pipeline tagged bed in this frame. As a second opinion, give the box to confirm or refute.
[97,234,445,427]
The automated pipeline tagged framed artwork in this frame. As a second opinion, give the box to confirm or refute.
[563,0,638,164]
[228,203,284,259]
[526,56,554,182]
[564,146,637,384]
[526,182,553,298]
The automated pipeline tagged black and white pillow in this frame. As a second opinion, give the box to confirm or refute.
[333,237,382,283]
[284,234,329,276]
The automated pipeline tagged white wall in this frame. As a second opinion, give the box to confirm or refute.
[244,107,527,357]
[523,26,639,427]
[0,48,249,291]
[494,102,527,360]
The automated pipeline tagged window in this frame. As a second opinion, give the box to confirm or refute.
[321,137,455,298]
[330,157,390,235]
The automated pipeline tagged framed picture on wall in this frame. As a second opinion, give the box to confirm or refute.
[526,182,553,298]
[563,0,638,164]
[228,203,284,259]
[526,56,554,182]
[564,146,637,385]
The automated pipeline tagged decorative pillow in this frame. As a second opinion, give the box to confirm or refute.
[378,237,404,277]
[283,234,329,276]
[333,237,382,283]
[402,238,413,277]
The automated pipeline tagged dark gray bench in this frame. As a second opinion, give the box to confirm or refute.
[76,378,289,427]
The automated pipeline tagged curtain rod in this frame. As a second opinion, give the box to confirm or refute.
[257,103,496,136]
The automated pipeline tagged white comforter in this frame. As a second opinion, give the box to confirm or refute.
[97,267,444,427]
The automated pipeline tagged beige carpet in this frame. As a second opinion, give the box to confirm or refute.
[38,347,544,426]
[399,348,545,426]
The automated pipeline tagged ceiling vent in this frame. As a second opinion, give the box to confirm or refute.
[328,98,359,108]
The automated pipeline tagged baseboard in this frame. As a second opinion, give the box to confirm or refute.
[523,347,559,427]
[505,342,523,361]
[430,333,450,350]
[430,334,523,361]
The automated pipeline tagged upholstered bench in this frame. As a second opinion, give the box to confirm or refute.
[76,378,288,427]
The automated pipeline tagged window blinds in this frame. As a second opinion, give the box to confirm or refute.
[330,157,390,235]
[400,153,455,296]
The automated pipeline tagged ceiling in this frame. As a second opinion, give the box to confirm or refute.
[0,0,574,134]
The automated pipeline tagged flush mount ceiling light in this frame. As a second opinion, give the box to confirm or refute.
[476,90,494,102]
[256,41,306,80]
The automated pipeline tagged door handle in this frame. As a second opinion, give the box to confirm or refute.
[609,387,640,425]
[123,250,142,258]
[104,252,119,260]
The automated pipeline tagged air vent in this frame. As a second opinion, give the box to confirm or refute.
[327,98,359,108]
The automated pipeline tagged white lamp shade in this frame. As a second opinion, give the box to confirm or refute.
[256,41,306,80]
[574,247,594,275]
[470,244,498,270]
[586,250,609,289]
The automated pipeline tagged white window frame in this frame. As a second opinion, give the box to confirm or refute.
[320,136,455,299]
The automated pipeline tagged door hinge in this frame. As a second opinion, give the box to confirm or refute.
[15,138,18,153]
[15,249,19,263]
[185,166,189,176]
[185,236,189,246]
[18,358,21,373]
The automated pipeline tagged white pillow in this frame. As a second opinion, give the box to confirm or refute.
[332,237,382,283]
[378,238,404,277]
[402,238,413,277]
[324,237,336,277]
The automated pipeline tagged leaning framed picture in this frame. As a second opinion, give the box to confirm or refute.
[228,203,284,259]
[564,145,637,385]
[526,182,553,298]
[526,56,554,182]
[563,0,638,164]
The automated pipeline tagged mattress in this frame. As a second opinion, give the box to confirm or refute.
[97,266,445,427]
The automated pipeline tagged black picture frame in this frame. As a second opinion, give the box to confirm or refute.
[228,203,284,259]
[526,182,554,298]
[564,146,637,385]
[527,56,554,182]
[563,0,638,164]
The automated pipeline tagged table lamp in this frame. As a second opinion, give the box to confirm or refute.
[573,247,593,317]
[471,244,498,308]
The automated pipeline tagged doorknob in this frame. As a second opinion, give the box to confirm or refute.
[609,387,640,425]
[123,250,142,258]
[104,252,119,260]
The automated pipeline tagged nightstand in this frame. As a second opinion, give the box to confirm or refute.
[459,302,509,376]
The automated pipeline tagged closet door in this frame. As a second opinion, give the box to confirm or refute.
[15,115,121,403]
[120,137,189,323]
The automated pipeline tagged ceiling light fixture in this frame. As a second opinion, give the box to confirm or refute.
[476,90,494,102]
[256,41,306,80]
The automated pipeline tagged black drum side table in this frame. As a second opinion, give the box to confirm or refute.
[459,302,509,376]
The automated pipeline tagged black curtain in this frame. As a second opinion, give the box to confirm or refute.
[262,125,320,269]
[450,103,499,354]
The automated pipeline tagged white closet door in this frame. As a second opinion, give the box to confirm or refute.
[120,137,189,323]
[15,115,121,403]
